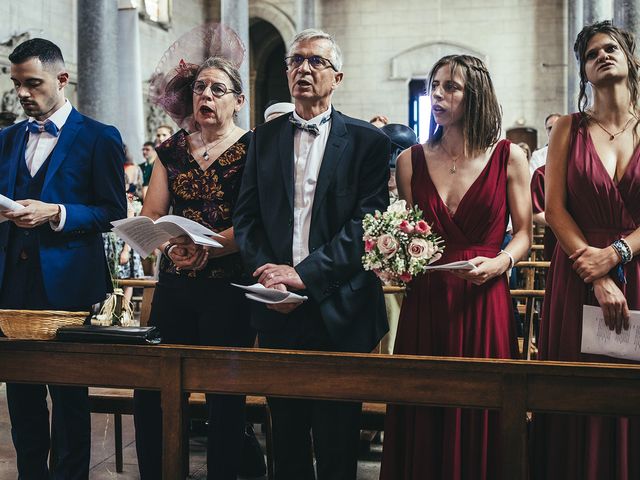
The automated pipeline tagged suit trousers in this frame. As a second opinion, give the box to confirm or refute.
[133,273,254,480]
[258,302,362,480]
[0,251,91,480]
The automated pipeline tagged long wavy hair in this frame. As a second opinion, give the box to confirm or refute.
[574,21,640,118]
[427,55,502,158]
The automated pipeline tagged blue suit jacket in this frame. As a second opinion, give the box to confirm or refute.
[233,110,391,352]
[0,108,126,309]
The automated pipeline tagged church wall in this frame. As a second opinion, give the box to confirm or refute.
[0,0,567,147]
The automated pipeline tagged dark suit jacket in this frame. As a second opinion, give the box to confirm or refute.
[0,108,126,309]
[233,109,390,353]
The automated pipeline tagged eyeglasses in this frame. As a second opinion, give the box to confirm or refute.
[285,55,338,72]
[191,80,240,97]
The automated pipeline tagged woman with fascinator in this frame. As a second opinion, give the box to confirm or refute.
[534,21,640,479]
[380,55,531,479]
[133,46,256,478]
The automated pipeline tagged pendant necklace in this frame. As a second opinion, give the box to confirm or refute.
[440,141,462,174]
[589,114,637,141]
[200,126,235,161]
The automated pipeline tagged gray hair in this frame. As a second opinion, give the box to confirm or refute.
[195,56,243,94]
[288,29,343,72]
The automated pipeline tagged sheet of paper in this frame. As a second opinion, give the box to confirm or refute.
[111,216,222,258]
[231,283,308,304]
[0,194,25,224]
[424,260,477,271]
[581,304,640,361]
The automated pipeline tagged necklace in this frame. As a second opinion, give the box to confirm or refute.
[439,141,462,174]
[199,126,235,161]
[589,113,637,141]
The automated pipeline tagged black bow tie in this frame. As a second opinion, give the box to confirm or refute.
[289,115,330,136]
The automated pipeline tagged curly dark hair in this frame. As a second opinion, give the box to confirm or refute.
[574,21,640,116]
[427,55,502,158]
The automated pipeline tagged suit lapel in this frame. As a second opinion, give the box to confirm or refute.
[7,123,28,198]
[43,108,83,192]
[312,110,348,218]
[279,121,295,212]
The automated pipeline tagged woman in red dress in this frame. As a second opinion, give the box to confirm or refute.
[381,55,531,480]
[534,21,640,480]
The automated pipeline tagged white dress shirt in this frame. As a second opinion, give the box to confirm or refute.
[25,99,72,231]
[291,107,332,267]
[529,145,547,177]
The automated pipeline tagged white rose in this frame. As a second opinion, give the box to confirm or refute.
[377,234,399,258]
[408,238,429,259]
[387,199,408,214]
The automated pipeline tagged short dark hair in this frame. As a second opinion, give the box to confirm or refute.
[544,113,562,125]
[143,141,155,148]
[8,38,65,68]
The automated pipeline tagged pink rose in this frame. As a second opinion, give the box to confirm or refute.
[364,239,376,252]
[399,272,412,283]
[399,220,414,234]
[415,220,431,234]
[408,238,429,259]
[377,234,399,258]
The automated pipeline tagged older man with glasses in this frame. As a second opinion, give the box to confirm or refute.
[234,29,390,480]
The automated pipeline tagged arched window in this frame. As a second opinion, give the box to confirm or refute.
[408,79,430,142]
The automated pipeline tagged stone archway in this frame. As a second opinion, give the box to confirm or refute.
[390,41,487,80]
[249,18,291,125]
[250,1,296,45]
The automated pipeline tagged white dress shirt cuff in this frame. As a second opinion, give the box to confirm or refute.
[50,204,66,232]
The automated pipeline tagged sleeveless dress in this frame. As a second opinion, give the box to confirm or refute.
[534,113,640,480]
[530,165,557,261]
[381,140,518,480]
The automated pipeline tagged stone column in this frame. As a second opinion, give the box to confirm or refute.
[77,0,119,125]
[117,0,145,158]
[221,0,250,129]
[584,0,614,23]
[567,0,583,112]
[296,0,316,30]
[614,0,640,38]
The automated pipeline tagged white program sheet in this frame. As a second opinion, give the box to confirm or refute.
[581,304,640,361]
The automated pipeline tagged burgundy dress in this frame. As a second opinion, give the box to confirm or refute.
[534,114,640,480]
[530,165,557,261]
[381,140,518,480]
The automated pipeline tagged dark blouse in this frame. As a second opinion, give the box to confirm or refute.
[156,129,251,279]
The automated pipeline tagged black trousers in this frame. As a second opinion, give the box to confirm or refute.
[0,251,91,480]
[133,274,254,480]
[258,302,362,480]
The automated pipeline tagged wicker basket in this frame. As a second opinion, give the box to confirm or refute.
[0,310,88,340]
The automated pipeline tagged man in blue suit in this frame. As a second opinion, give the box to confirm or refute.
[234,29,390,479]
[0,38,126,479]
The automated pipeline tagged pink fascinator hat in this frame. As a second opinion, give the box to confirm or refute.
[149,23,246,132]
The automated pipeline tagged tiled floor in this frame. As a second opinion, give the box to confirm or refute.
[0,383,381,479]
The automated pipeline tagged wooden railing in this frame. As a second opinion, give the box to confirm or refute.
[1,340,640,479]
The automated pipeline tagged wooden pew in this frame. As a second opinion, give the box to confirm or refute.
[3,341,640,479]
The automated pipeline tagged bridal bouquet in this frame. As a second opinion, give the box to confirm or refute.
[362,200,444,286]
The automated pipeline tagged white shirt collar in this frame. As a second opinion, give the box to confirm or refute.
[292,105,332,127]
[27,99,72,129]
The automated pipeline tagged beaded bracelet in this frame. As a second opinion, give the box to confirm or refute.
[611,239,633,264]
[498,249,515,269]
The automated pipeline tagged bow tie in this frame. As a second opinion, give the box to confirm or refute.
[289,115,330,136]
[27,120,59,137]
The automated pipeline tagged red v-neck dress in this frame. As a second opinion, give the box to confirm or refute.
[381,140,518,480]
[534,113,640,480]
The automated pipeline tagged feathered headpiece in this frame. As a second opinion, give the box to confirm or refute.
[148,23,246,132]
